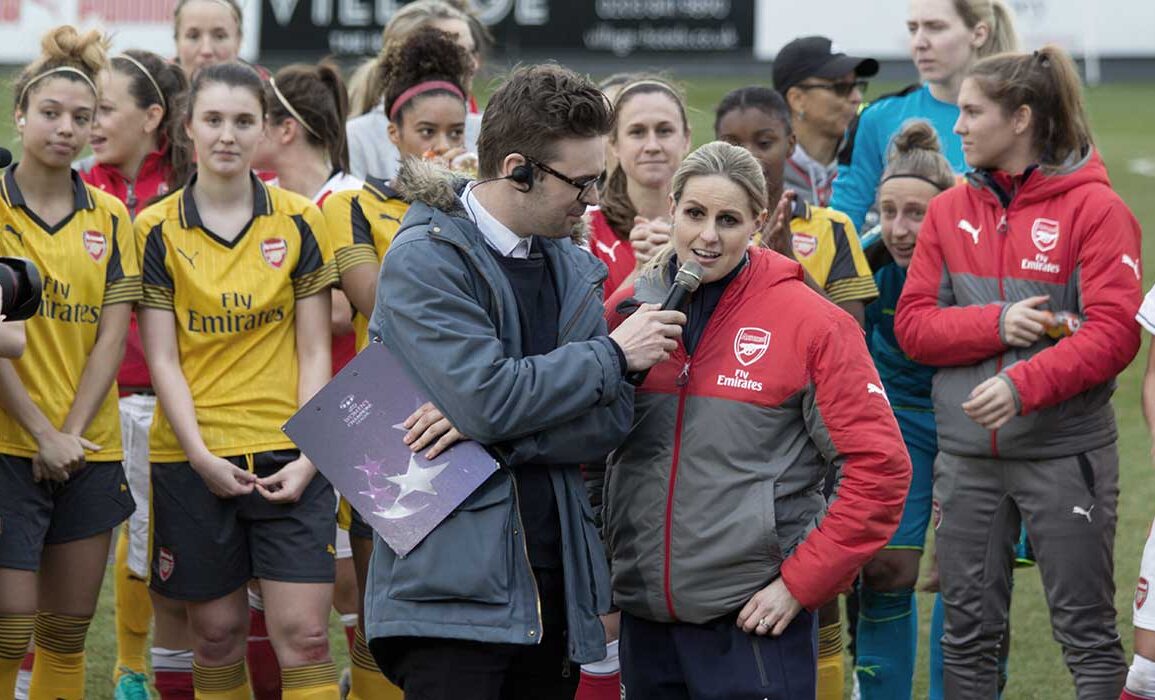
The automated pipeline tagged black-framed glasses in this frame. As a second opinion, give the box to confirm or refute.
[792,79,869,98]
[521,154,600,203]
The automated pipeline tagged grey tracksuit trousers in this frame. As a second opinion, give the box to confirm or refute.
[933,444,1127,699]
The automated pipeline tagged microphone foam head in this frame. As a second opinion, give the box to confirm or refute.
[674,260,704,291]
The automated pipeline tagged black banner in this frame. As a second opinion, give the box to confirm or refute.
[260,0,755,58]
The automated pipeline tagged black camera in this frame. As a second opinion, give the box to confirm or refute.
[0,257,42,322]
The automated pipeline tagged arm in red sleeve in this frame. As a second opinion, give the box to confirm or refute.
[779,312,912,610]
[894,201,1008,366]
[1004,201,1142,413]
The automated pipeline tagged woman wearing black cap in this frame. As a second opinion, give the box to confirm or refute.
[773,35,878,208]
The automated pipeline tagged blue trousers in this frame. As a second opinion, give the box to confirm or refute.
[620,609,817,699]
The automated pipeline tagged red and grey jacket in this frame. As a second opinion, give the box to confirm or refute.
[603,247,910,621]
[895,150,1141,459]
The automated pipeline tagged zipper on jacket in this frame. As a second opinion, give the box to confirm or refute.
[559,281,598,343]
[991,207,1012,458]
[507,467,543,640]
[662,361,692,621]
[125,181,138,213]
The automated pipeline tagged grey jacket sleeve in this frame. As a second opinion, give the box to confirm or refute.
[372,235,630,450]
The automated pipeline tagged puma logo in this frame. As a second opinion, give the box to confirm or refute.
[176,247,198,268]
[596,239,623,263]
[867,382,890,404]
[1122,254,1141,280]
[379,212,402,223]
[958,219,981,245]
[1072,504,1094,523]
[3,224,23,246]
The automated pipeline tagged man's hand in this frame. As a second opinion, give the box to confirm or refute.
[609,303,686,372]
[737,578,803,637]
[1001,295,1050,347]
[403,401,467,459]
[962,375,1018,430]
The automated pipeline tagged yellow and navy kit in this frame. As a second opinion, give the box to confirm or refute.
[321,176,408,350]
[0,166,140,460]
[758,197,878,305]
[136,174,337,460]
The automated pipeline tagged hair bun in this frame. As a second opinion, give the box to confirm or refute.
[891,120,943,156]
[40,25,109,75]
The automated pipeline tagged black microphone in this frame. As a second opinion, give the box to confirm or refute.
[625,260,703,387]
[0,147,11,169]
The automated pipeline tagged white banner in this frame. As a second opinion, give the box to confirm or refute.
[755,0,1155,60]
[0,0,261,64]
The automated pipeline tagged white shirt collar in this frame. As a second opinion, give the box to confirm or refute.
[462,182,532,259]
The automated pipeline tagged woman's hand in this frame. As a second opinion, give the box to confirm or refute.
[33,430,100,482]
[256,455,317,503]
[1001,295,1050,347]
[402,401,467,459]
[962,375,1018,430]
[630,217,671,266]
[191,451,257,499]
[760,190,796,257]
[737,577,803,636]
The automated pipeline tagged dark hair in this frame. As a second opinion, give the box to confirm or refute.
[111,50,192,187]
[14,25,108,112]
[173,0,243,37]
[266,61,350,172]
[185,61,266,120]
[967,45,1092,169]
[599,77,689,238]
[380,27,469,125]
[477,63,611,179]
[714,86,793,137]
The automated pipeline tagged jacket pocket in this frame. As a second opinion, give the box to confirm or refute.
[386,471,513,605]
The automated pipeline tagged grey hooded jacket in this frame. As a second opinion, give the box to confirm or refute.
[363,162,625,664]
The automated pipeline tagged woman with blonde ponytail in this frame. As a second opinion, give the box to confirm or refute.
[832,0,1019,233]
[897,44,1139,699]
[0,26,139,700]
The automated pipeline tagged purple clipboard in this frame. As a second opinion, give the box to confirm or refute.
[283,342,497,557]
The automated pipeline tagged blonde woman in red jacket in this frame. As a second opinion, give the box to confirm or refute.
[604,141,910,698]
[895,46,1141,699]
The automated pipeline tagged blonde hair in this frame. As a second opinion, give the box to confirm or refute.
[173,0,243,37]
[954,0,1019,57]
[13,25,109,111]
[881,120,955,191]
[348,0,471,116]
[968,45,1092,170]
[646,141,768,272]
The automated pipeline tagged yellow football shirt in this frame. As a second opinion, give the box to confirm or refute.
[0,166,140,460]
[786,199,878,304]
[322,176,408,350]
[136,174,337,460]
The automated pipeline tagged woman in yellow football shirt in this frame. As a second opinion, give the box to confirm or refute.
[137,62,339,700]
[0,26,138,700]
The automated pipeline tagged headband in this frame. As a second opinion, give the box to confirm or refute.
[17,66,98,107]
[269,76,320,139]
[879,173,950,192]
[114,54,165,110]
[388,80,465,121]
[615,79,678,105]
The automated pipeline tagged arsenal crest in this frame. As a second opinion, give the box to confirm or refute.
[83,231,106,262]
[733,327,771,367]
[792,233,817,257]
[158,547,175,582]
[1031,218,1060,253]
[1138,577,1149,610]
[261,238,288,269]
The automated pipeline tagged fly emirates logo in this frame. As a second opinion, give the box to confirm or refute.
[1021,218,1062,275]
[717,327,769,392]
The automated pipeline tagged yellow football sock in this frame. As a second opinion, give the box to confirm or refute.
[193,658,252,700]
[349,627,402,700]
[816,620,845,700]
[28,612,91,700]
[114,527,153,677]
[0,613,35,698]
[282,661,340,699]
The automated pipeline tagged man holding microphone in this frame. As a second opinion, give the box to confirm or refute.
[361,64,686,699]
